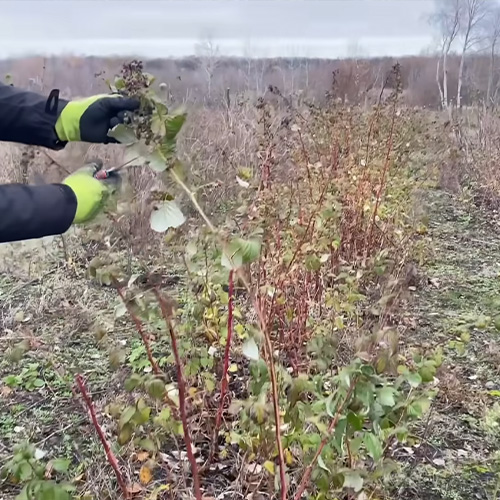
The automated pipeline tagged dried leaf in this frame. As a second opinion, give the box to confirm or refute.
[236,176,250,188]
[0,385,13,397]
[127,482,143,496]
[137,451,149,462]
[139,464,153,485]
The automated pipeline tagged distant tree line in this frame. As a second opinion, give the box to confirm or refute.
[2,1,500,111]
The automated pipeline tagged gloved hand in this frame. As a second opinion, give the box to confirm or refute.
[55,94,139,144]
[62,164,112,224]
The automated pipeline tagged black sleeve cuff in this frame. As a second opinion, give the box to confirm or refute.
[0,183,77,243]
[0,83,69,150]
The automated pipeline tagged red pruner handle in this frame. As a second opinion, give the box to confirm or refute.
[94,170,109,180]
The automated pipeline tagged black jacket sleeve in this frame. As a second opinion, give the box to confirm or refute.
[0,83,69,149]
[0,183,77,243]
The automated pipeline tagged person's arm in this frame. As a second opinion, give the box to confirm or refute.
[0,82,68,149]
[0,183,76,243]
[0,165,110,244]
[0,82,139,148]
[0,85,138,243]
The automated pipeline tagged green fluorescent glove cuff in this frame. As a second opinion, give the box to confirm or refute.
[62,174,108,224]
[55,94,108,142]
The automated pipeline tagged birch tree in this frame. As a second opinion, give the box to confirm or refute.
[483,4,500,107]
[431,0,462,109]
[456,0,489,108]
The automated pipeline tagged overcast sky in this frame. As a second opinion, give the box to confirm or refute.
[0,0,437,59]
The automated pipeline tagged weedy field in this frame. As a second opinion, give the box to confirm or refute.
[1,62,500,500]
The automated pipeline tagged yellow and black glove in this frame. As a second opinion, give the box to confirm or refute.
[62,164,113,224]
[55,94,139,144]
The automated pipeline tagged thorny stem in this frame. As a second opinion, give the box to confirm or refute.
[154,289,202,500]
[241,270,287,500]
[115,284,178,414]
[293,381,357,500]
[116,285,160,375]
[210,269,235,460]
[367,102,396,249]
[75,374,130,499]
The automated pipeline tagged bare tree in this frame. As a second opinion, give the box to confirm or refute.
[431,0,462,109]
[456,0,489,108]
[195,35,220,100]
[483,4,500,106]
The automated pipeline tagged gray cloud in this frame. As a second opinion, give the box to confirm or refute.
[0,0,436,58]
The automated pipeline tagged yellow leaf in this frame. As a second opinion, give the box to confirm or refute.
[263,460,275,475]
[188,387,197,398]
[229,363,238,373]
[139,465,153,485]
[148,484,170,499]
[136,451,149,462]
[284,448,294,465]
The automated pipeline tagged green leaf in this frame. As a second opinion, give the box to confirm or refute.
[263,460,275,475]
[114,77,126,90]
[51,458,71,473]
[346,411,364,432]
[343,471,364,492]
[419,361,436,382]
[123,141,150,166]
[407,397,431,418]
[494,316,500,332]
[159,137,176,159]
[115,301,127,319]
[317,454,330,473]
[165,111,187,140]
[7,340,30,362]
[222,237,261,270]
[107,124,137,145]
[364,433,383,461]
[139,438,157,452]
[18,462,34,481]
[338,368,351,389]
[119,406,136,428]
[118,423,133,445]
[377,387,396,407]
[203,373,216,392]
[109,348,126,369]
[305,254,321,272]
[133,406,151,425]
[4,374,20,387]
[406,372,422,388]
[124,374,143,392]
[150,200,186,232]
[16,484,30,500]
[33,378,45,388]
[147,150,168,172]
[238,238,261,264]
[146,379,166,400]
[242,337,259,361]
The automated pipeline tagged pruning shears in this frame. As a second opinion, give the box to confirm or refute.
[92,158,142,186]
[92,159,122,181]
